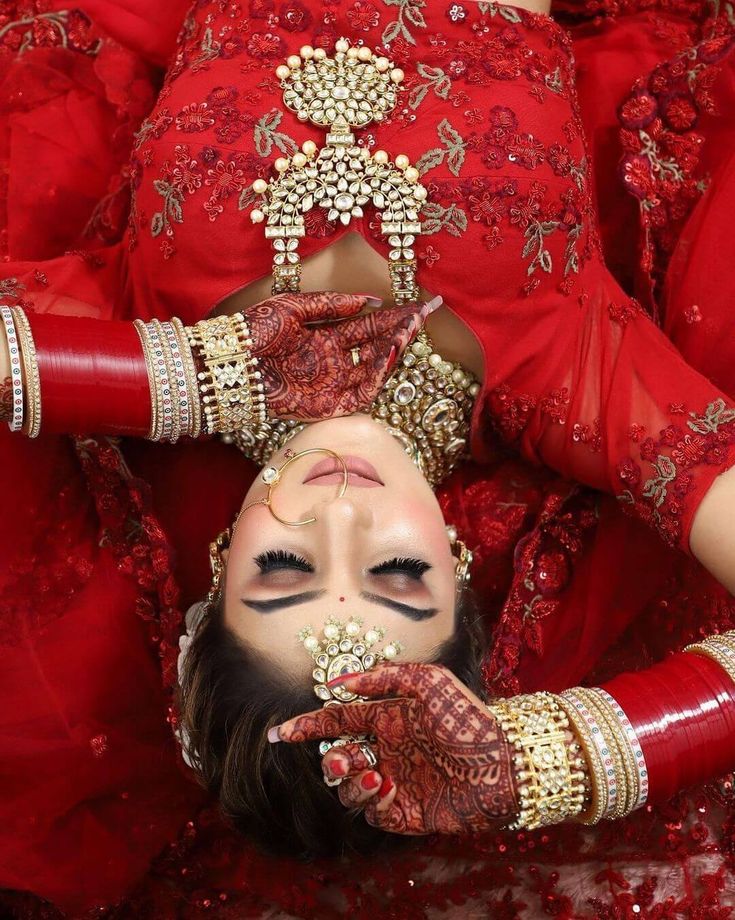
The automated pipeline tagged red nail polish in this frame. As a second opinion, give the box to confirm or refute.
[385,345,397,373]
[361,772,382,791]
[379,776,394,798]
[326,672,359,688]
[328,758,347,777]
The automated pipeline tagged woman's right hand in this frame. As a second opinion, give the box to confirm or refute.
[244,292,440,423]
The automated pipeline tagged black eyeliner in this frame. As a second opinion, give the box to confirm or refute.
[360,591,438,621]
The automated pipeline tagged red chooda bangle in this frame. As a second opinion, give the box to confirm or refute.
[26,313,151,436]
[601,651,735,804]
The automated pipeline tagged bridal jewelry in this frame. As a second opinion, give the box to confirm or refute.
[250,38,427,305]
[298,616,401,788]
[446,524,473,584]
[241,446,348,526]
[225,329,480,489]
[298,616,403,706]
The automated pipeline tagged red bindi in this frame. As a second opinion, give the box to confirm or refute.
[339,596,345,602]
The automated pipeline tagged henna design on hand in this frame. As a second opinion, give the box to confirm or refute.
[245,292,435,422]
[277,663,520,836]
[0,376,13,424]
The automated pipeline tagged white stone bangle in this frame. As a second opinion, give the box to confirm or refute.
[1,306,24,432]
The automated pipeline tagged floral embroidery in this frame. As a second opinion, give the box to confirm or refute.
[0,6,99,57]
[416,118,467,176]
[407,62,452,110]
[619,399,735,546]
[176,102,216,132]
[380,0,427,47]
[618,13,735,309]
[252,108,297,156]
[347,1,381,32]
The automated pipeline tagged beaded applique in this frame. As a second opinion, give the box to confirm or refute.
[248,38,428,304]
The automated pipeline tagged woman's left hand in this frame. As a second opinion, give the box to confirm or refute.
[270,663,520,835]
[245,292,437,422]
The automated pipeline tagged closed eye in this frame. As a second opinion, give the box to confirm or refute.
[368,557,431,580]
[254,550,313,574]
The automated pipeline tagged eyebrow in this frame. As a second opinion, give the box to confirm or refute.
[241,590,326,613]
[360,591,438,621]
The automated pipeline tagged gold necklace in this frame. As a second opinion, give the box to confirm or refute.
[248,38,427,305]
[224,330,480,489]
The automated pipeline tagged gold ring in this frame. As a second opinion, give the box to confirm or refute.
[350,347,361,367]
[241,447,348,527]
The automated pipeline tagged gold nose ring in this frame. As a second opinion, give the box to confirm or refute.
[240,447,348,527]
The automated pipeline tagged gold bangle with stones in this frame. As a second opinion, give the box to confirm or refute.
[171,316,202,439]
[573,687,629,821]
[161,320,192,439]
[145,320,175,441]
[684,639,735,687]
[592,686,649,813]
[487,692,587,830]
[134,319,161,440]
[686,630,735,682]
[151,320,180,443]
[11,306,41,438]
[1,306,24,432]
[580,687,638,819]
[559,688,612,824]
[185,312,266,435]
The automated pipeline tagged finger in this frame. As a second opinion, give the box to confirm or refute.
[277,292,383,324]
[336,771,383,809]
[334,304,423,349]
[322,743,377,780]
[270,699,392,744]
[375,775,397,813]
[364,787,418,836]
[326,662,449,701]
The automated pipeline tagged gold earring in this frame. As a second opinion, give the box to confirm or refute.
[446,524,473,584]
[208,527,232,603]
[240,447,348,527]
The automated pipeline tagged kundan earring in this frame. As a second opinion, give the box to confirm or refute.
[446,524,473,584]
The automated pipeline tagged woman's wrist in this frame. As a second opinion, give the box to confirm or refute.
[0,307,267,440]
[487,691,590,830]
[492,630,735,832]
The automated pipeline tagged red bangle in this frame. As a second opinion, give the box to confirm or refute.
[27,313,151,436]
[601,652,735,803]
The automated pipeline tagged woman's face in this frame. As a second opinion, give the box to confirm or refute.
[223,415,458,678]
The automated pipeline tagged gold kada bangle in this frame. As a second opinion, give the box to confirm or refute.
[11,306,41,438]
[487,691,587,830]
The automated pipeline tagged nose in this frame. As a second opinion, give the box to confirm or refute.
[309,493,374,531]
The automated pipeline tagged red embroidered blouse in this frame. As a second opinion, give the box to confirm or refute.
[105,0,735,555]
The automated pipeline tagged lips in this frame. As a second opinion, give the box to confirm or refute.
[303,455,384,488]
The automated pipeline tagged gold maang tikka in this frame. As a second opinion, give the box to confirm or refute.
[249,38,427,305]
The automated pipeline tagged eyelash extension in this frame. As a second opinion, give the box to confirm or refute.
[254,550,313,573]
[369,557,431,580]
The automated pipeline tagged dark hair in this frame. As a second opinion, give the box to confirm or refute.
[178,590,487,858]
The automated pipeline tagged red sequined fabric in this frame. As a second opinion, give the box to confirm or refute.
[2,1,735,917]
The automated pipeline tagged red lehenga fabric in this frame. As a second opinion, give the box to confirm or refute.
[2,0,735,916]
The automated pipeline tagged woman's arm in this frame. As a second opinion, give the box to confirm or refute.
[690,472,735,594]
[0,295,430,438]
[273,646,735,835]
